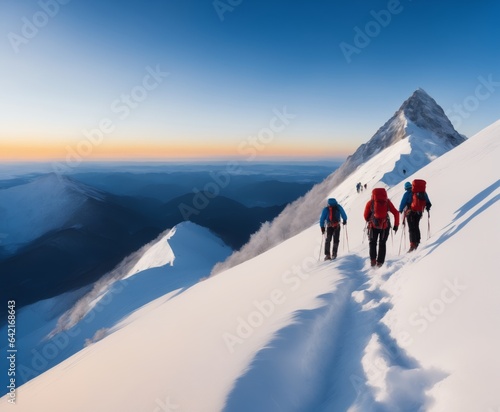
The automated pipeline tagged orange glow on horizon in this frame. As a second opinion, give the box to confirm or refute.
[0,139,353,162]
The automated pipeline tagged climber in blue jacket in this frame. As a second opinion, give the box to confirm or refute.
[319,198,347,260]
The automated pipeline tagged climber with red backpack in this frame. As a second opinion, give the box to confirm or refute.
[364,188,400,267]
[319,198,348,260]
[399,180,432,252]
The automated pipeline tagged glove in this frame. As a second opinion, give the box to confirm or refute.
[393,226,398,233]
[342,221,347,226]
[426,206,431,212]
[321,227,325,234]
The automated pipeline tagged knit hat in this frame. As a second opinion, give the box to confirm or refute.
[404,182,412,190]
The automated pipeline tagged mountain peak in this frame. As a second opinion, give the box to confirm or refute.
[33,173,106,201]
[212,90,468,275]
[345,89,465,168]
[409,87,431,99]
[401,88,435,111]
[398,88,465,146]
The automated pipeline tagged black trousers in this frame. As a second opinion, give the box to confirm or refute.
[407,211,422,246]
[325,225,340,257]
[369,227,390,264]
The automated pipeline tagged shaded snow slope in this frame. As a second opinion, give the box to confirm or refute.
[0,222,231,393]
[212,89,465,275]
[0,174,103,254]
[5,119,497,411]
[5,226,343,412]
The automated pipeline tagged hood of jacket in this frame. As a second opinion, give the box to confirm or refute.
[327,198,337,207]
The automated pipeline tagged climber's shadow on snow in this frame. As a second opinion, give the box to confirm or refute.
[424,180,499,256]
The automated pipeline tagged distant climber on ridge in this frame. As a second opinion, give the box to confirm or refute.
[319,198,347,260]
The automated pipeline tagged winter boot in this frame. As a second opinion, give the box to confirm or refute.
[408,243,417,252]
[370,259,376,267]
[376,262,383,268]
[332,243,339,260]
[324,255,331,261]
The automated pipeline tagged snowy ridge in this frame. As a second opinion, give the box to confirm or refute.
[5,119,498,411]
[0,222,231,395]
[212,90,464,275]
[49,222,228,335]
[0,174,102,253]
[46,228,176,336]
[124,227,176,280]
[53,227,177,331]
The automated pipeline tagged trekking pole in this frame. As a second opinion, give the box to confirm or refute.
[342,226,345,252]
[344,224,350,253]
[398,224,405,255]
[427,210,431,239]
[398,213,406,255]
[403,217,407,251]
[318,231,325,262]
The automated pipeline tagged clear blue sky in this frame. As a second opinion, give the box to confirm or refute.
[1,0,499,160]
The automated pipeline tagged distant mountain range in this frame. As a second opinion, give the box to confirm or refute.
[0,167,329,317]
[70,169,323,206]
[0,174,161,312]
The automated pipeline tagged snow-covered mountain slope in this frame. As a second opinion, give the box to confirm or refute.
[52,221,231,334]
[5,118,497,411]
[123,227,176,279]
[0,173,167,313]
[0,222,231,394]
[213,89,465,274]
[379,120,499,412]
[0,173,103,254]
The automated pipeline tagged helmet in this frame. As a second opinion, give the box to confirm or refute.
[404,182,412,190]
[327,198,337,206]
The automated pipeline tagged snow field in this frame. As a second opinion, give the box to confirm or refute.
[2,120,498,411]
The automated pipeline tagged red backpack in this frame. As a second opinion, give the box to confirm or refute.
[410,179,427,212]
[328,205,339,227]
[370,188,389,229]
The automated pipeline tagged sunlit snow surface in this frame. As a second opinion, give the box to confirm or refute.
[3,119,498,411]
